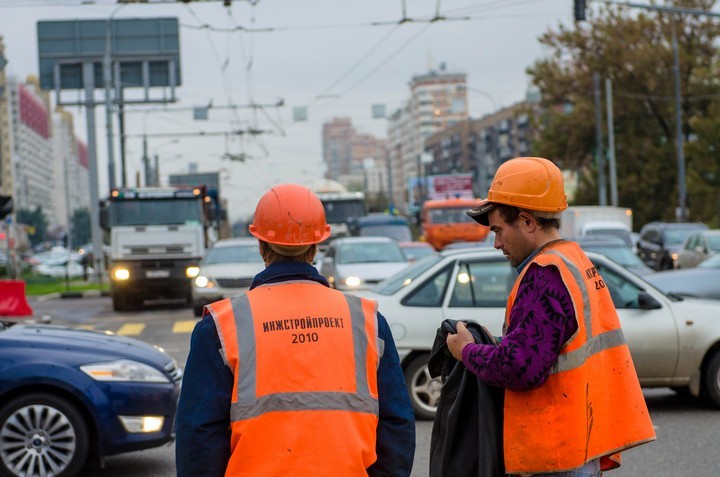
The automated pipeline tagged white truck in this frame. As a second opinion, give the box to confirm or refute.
[101,186,210,311]
[559,206,634,246]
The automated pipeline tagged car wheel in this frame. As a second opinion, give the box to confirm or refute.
[659,257,674,271]
[0,393,89,477]
[404,354,442,420]
[193,303,205,317]
[703,351,720,408]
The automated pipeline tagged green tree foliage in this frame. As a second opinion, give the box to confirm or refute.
[71,208,92,247]
[526,0,720,229]
[16,207,48,247]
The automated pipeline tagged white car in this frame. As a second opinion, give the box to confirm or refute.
[34,258,93,279]
[191,237,265,316]
[358,248,720,419]
[319,236,409,291]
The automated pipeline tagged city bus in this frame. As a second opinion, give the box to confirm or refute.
[421,198,490,250]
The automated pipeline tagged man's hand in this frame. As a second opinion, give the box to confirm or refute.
[446,321,475,361]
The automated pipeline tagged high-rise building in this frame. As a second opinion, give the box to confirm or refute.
[7,75,55,225]
[52,108,90,244]
[322,118,355,180]
[321,117,387,194]
[0,37,12,201]
[387,64,468,212]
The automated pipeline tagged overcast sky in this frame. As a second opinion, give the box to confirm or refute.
[0,0,574,220]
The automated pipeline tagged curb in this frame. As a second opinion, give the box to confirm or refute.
[36,289,111,301]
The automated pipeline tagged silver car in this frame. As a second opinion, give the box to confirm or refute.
[319,236,409,291]
[191,237,265,316]
[676,229,720,269]
[358,248,720,419]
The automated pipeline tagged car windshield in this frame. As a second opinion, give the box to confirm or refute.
[665,228,702,245]
[337,242,406,264]
[699,253,720,269]
[402,246,436,261]
[202,244,263,264]
[358,225,413,242]
[582,245,646,268]
[709,235,720,252]
[374,254,443,295]
[585,228,632,246]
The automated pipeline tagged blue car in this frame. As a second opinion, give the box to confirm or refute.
[0,321,181,477]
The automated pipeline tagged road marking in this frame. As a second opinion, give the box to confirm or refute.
[76,325,95,330]
[173,320,197,334]
[117,323,146,336]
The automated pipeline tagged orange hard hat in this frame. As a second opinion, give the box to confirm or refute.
[467,157,567,225]
[249,184,331,245]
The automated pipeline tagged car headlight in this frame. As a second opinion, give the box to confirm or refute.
[80,359,170,383]
[186,266,200,278]
[112,267,130,281]
[118,415,165,433]
[194,276,215,288]
[345,276,362,287]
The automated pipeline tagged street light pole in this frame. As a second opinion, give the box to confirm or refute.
[671,17,687,221]
[104,18,116,191]
[103,5,127,192]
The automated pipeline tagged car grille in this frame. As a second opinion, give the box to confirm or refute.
[165,361,183,383]
[216,277,253,288]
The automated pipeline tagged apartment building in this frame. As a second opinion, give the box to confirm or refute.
[6,75,56,227]
[424,101,536,199]
[0,37,12,201]
[387,65,468,213]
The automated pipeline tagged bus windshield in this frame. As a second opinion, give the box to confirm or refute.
[426,206,476,224]
[322,199,366,223]
[110,198,204,226]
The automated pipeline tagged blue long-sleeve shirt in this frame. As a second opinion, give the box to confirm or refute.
[176,260,415,476]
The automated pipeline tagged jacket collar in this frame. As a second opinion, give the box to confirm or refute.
[250,261,329,290]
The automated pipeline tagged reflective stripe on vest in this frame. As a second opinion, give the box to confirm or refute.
[228,291,379,421]
[544,249,627,374]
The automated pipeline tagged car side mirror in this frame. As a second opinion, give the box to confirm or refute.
[638,291,662,310]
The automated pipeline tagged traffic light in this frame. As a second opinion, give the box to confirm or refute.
[0,195,12,220]
[574,0,587,22]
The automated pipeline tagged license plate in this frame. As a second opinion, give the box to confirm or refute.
[146,270,170,278]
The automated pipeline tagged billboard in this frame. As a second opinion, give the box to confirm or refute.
[407,173,475,212]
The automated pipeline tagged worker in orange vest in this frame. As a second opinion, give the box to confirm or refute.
[176,183,415,476]
[447,157,656,476]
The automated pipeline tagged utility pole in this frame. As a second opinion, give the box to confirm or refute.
[605,77,618,207]
[593,72,607,206]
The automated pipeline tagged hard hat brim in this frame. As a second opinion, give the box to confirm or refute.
[466,199,496,226]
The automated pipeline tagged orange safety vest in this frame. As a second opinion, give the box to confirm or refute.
[502,241,656,474]
[206,279,381,476]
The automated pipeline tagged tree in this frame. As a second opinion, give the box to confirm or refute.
[16,206,48,248]
[71,208,92,247]
[526,0,720,228]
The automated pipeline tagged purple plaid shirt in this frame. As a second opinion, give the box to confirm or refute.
[461,262,578,391]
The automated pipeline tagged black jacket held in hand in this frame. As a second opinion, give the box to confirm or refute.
[428,319,504,477]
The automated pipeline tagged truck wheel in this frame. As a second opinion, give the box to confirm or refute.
[404,354,441,420]
[0,393,89,477]
[703,351,720,408]
[112,290,128,312]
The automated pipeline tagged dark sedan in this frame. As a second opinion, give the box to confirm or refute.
[645,253,720,300]
[0,321,181,477]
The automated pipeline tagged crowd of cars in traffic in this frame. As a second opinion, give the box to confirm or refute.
[3,215,720,476]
